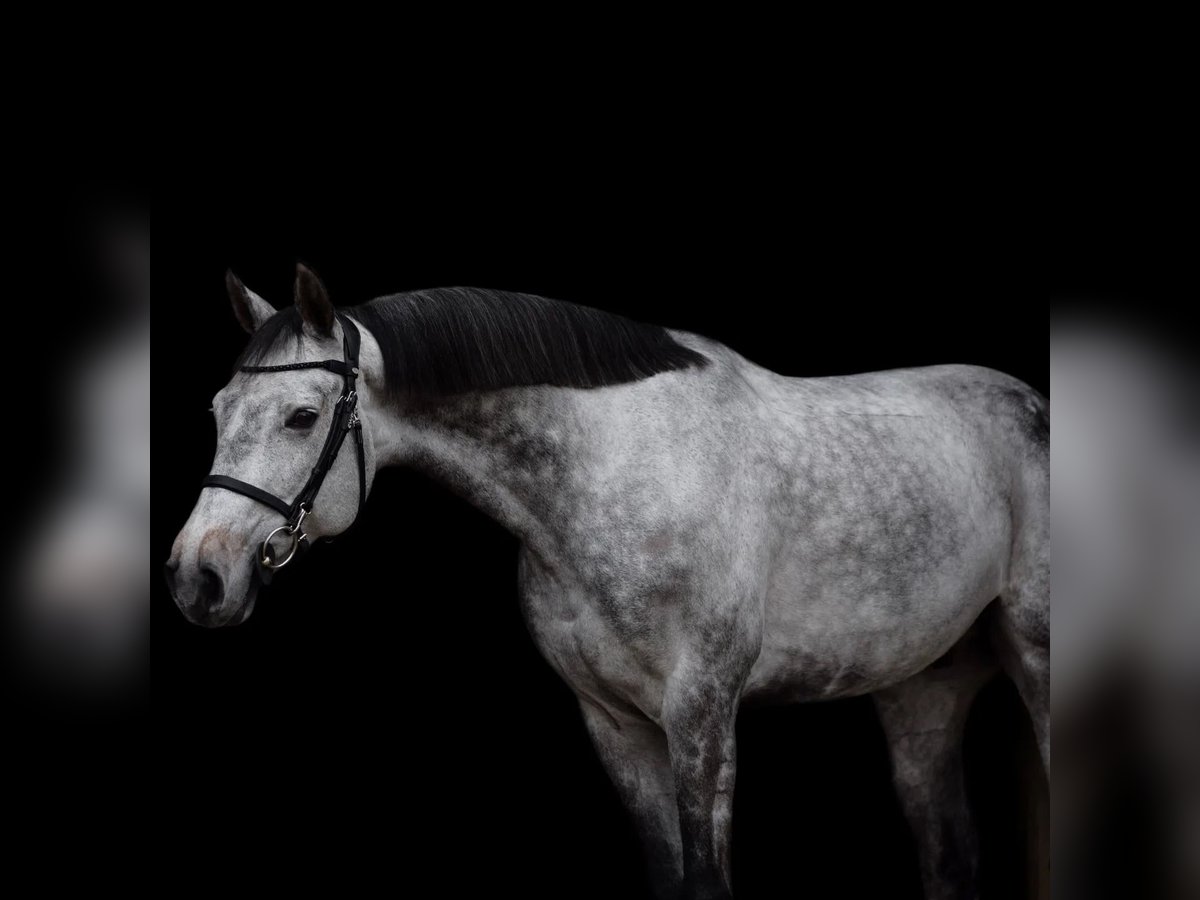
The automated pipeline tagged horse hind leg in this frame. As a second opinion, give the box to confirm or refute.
[986,504,1051,900]
[991,575,1050,775]
[873,627,997,900]
[992,461,1050,774]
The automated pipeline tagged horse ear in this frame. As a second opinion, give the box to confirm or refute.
[294,263,335,336]
[226,270,275,334]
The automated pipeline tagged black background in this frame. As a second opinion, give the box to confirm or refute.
[156,148,1043,898]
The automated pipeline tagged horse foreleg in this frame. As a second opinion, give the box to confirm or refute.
[579,697,683,899]
[873,643,995,900]
[661,662,745,900]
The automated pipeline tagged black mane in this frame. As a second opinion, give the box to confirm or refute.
[238,287,708,398]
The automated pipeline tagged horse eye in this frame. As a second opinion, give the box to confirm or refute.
[286,408,319,429]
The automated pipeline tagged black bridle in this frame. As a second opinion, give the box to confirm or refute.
[201,312,366,582]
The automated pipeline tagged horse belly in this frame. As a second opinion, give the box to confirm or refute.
[744,496,1008,703]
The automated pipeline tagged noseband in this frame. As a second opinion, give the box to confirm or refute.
[201,312,367,582]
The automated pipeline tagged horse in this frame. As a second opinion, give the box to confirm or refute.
[166,264,1049,900]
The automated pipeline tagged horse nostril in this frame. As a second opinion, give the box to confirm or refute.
[197,564,224,613]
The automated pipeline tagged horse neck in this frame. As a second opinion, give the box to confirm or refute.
[372,386,580,550]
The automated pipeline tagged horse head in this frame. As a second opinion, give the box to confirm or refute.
[166,264,373,626]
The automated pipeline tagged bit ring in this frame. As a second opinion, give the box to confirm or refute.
[261,524,302,570]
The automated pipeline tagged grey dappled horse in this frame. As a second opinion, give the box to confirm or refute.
[167,266,1049,900]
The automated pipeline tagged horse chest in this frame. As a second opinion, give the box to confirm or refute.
[516,546,679,718]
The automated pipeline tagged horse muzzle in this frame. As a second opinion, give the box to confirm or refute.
[165,539,259,628]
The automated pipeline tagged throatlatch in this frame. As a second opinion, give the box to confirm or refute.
[201,312,366,582]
